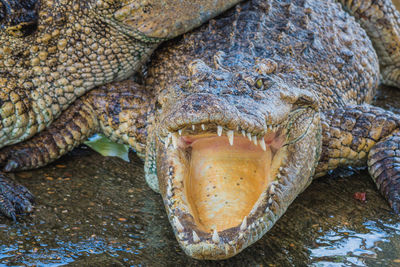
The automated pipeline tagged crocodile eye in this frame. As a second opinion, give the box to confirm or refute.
[1,0,39,37]
[254,77,276,91]
[255,78,264,90]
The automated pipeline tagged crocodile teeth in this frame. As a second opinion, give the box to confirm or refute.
[192,231,200,243]
[268,125,272,131]
[171,133,178,149]
[212,229,220,244]
[227,130,234,146]
[225,244,229,254]
[192,125,195,131]
[252,136,257,145]
[166,180,173,197]
[270,183,276,194]
[217,125,223,136]
[165,133,172,148]
[240,216,247,231]
[178,129,182,136]
[247,132,252,141]
[241,130,246,137]
[201,124,205,130]
[175,217,184,233]
[260,137,266,151]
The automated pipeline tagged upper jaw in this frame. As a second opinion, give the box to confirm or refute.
[154,106,321,259]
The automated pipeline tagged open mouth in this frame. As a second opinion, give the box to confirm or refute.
[160,123,289,259]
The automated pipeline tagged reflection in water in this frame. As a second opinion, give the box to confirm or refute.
[310,220,400,266]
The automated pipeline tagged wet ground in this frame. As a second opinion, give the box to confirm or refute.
[0,86,398,266]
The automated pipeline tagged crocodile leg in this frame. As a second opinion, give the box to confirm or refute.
[0,98,99,172]
[315,104,400,213]
[0,80,153,219]
[0,80,152,172]
[337,0,400,87]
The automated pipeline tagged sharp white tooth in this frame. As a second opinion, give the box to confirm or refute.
[201,124,205,130]
[167,181,173,197]
[268,198,273,205]
[217,125,223,136]
[247,132,252,141]
[270,183,275,194]
[252,136,257,145]
[279,167,283,171]
[212,229,220,244]
[227,130,234,146]
[240,216,247,231]
[260,137,266,151]
[165,133,171,148]
[265,207,270,213]
[277,173,282,179]
[238,232,244,239]
[164,138,169,148]
[175,218,184,233]
[192,231,200,243]
[178,129,182,135]
[241,130,246,137]
[192,125,195,131]
[171,133,178,149]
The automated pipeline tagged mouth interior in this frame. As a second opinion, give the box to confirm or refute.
[181,132,285,232]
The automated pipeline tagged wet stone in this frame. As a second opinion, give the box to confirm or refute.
[0,87,398,265]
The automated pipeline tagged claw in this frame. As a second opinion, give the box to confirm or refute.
[0,173,34,220]
[4,159,18,172]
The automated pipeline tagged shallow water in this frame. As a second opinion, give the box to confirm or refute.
[0,86,398,266]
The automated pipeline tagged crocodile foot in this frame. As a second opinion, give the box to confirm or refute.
[0,173,34,220]
[0,145,37,172]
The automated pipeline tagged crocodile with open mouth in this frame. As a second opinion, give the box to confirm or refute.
[1,0,400,260]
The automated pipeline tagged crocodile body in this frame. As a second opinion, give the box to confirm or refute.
[0,0,242,148]
[1,0,400,260]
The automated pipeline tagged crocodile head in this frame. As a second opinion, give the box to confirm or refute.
[145,48,323,259]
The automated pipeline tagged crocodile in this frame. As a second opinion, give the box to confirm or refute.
[0,0,242,146]
[1,0,400,260]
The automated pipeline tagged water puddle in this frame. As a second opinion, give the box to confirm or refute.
[310,219,400,266]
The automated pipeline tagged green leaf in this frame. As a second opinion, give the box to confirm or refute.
[84,134,130,162]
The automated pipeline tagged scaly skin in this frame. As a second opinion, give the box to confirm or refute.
[0,0,242,147]
[1,0,400,260]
